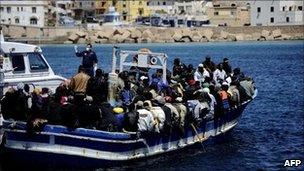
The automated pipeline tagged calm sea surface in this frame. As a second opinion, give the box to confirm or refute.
[3,41,304,170]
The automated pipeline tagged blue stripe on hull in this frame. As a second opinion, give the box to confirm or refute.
[6,131,50,143]
[54,136,146,152]
[2,128,236,170]
[3,101,249,161]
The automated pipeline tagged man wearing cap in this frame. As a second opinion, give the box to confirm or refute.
[194,64,210,83]
[75,43,98,77]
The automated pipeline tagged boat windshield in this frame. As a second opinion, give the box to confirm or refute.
[11,54,25,73]
[28,53,49,72]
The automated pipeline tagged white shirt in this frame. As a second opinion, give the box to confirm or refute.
[137,109,155,132]
[194,68,210,82]
[213,69,226,83]
[208,93,217,114]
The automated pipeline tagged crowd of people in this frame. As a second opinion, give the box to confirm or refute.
[0,45,255,134]
[1,44,255,133]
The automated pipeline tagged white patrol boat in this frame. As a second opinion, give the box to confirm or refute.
[0,30,66,93]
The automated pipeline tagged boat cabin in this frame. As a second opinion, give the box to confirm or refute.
[0,32,65,93]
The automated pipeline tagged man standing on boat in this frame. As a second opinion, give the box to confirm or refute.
[74,43,98,77]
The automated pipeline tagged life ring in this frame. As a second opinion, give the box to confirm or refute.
[150,56,158,65]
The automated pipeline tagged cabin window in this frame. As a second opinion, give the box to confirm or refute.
[28,53,48,72]
[11,54,25,73]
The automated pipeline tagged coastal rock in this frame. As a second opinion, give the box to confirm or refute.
[282,34,291,40]
[121,30,131,39]
[172,30,183,42]
[191,31,203,42]
[236,34,245,41]
[77,38,87,44]
[99,38,108,44]
[98,30,114,39]
[68,33,79,43]
[113,34,126,43]
[257,37,266,41]
[159,29,174,41]
[64,40,74,44]
[113,28,124,35]
[252,32,261,40]
[220,31,229,39]
[272,29,282,38]
[261,30,270,38]
[124,38,136,43]
[200,37,208,42]
[75,31,86,38]
[182,28,192,37]
[179,36,192,43]
[227,34,237,41]
[130,29,142,39]
[142,29,154,39]
[245,34,252,40]
[139,38,152,43]
[203,29,213,40]
[266,35,274,41]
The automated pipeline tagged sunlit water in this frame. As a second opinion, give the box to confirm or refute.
[2,41,304,170]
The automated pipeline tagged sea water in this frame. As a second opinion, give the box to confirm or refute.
[2,41,304,170]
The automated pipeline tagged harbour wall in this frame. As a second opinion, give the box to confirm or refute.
[1,24,303,44]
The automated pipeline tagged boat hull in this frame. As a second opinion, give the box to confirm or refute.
[1,91,256,168]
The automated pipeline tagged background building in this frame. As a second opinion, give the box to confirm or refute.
[114,0,150,22]
[206,0,250,26]
[0,0,48,27]
[147,0,175,14]
[249,0,304,26]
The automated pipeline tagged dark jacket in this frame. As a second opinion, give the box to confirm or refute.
[76,50,98,68]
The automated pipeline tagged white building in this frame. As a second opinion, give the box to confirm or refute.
[249,0,304,26]
[173,0,210,15]
[147,0,175,14]
[0,0,48,27]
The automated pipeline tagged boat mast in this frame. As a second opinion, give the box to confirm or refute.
[107,46,119,106]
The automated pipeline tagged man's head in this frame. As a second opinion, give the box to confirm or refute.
[205,56,211,62]
[95,69,103,77]
[86,43,93,51]
[223,58,229,63]
[218,63,223,70]
[173,58,180,66]
[78,65,85,73]
[198,64,204,72]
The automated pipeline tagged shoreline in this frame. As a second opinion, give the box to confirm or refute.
[2,24,304,45]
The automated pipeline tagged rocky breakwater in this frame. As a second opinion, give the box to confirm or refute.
[64,26,304,44]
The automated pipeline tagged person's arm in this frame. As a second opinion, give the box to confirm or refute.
[75,51,84,57]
